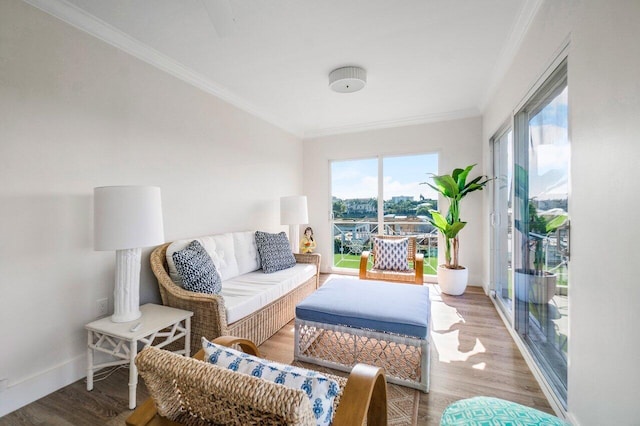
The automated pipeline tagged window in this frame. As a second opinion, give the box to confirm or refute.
[331,153,439,274]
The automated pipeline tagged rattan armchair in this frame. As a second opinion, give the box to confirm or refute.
[127,336,388,426]
[359,235,424,285]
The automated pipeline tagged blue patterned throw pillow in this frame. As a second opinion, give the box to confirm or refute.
[373,237,409,271]
[203,337,339,426]
[172,240,222,294]
[255,231,296,273]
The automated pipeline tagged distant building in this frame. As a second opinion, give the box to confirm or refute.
[391,196,414,203]
[345,198,376,215]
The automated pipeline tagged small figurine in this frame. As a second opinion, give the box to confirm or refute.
[300,226,317,254]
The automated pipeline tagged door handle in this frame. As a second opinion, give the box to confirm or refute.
[490,213,500,228]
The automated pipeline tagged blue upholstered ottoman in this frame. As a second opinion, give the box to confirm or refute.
[294,277,430,391]
[440,397,569,426]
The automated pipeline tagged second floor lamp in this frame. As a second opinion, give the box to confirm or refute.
[280,195,308,254]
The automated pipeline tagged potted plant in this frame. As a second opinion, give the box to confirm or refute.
[515,200,568,304]
[422,164,492,295]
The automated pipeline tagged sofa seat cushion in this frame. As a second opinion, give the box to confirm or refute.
[222,263,316,324]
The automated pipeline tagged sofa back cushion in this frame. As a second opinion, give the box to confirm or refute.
[233,231,261,275]
[167,232,247,286]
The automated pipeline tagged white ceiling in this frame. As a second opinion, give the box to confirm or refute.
[25,0,541,138]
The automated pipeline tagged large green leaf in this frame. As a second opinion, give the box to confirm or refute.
[452,167,465,183]
[445,221,466,238]
[460,181,489,197]
[429,210,449,230]
[455,164,475,191]
[545,214,568,233]
[431,175,459,198]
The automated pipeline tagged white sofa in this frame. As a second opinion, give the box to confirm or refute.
[150,231,320,355]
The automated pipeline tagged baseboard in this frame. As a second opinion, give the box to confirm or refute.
[0,354,86,417]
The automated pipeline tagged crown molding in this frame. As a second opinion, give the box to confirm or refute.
[478,0,543,112]
[20,0,304,138]
[303,108,481,139]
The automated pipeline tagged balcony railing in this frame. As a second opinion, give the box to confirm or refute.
[332,220,439,274]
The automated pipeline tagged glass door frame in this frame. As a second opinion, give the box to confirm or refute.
[490,123,514,324]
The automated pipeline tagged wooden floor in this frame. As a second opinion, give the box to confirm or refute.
[1,274,553,425]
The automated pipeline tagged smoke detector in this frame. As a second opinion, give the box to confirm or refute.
[329,66,366,93]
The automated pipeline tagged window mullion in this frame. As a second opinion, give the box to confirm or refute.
[377,156,384,235]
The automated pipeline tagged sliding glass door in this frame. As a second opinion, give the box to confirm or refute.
[513,59,570,406]
[491,58,570,408]
[330,153,439,275]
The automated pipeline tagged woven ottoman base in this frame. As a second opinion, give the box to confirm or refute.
[293,277,430,392]
[295,319,429,392]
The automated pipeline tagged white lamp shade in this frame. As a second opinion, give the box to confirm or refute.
[280,195,308,225]
[94,186,165,251]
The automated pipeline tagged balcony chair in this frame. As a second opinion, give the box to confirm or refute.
[359,235,424,285]
[126,336,388,426]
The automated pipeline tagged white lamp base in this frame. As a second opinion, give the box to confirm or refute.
[111,248,142,323]
[289,224,300,254]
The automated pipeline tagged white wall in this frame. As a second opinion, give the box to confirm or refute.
[303,117,484,284]
[482,1,640,424]
[0,0,302,415]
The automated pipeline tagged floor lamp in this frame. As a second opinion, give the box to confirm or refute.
[94,186,165,323]
[280,195,308,254]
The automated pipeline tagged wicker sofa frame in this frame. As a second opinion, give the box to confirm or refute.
[150,243,321,356]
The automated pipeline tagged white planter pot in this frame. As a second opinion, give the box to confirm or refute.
[515,270,557,304]
[437,265,469,296]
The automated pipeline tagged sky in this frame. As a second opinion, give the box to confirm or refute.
[529,86,570,199]
[331,86,568,203]
[331,153,439,200]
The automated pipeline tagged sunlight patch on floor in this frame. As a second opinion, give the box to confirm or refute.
[429,285,487,364]
[431,329,486,363]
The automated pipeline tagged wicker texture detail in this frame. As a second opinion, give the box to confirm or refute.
[359,236,424,285]
[296,320,429,392]
[151,243,321,356]
[136,346,339,425]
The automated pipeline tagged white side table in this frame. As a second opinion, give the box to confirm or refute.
[85,303,193,409]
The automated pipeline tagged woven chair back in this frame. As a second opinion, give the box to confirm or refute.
[136,346,318,425]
